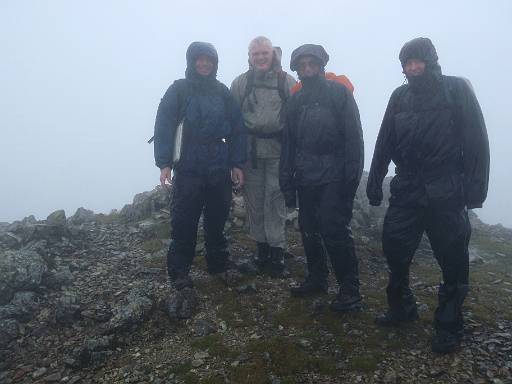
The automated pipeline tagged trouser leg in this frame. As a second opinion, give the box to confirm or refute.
[263,159,287,249]
[243,160,266,243]
[298,186,328,285]
[318,182,359,295]
[426,207,470,333]
[168,174,204,286]
[382,205,425,315]
[203,172,232,274]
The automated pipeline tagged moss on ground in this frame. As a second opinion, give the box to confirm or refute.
[190,334,238,359]
[141,238,163,253]
[246,336,336,378]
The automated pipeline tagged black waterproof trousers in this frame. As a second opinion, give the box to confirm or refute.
[383,204,471,332]
[167,171,232,286]
[297,182,359,294]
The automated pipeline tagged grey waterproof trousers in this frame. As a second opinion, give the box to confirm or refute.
[243,158,286,248]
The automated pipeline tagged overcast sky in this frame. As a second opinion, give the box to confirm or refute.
[1,0,511,227]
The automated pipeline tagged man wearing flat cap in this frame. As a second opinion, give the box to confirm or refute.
[367,37,489,353]
[280,44,364,312]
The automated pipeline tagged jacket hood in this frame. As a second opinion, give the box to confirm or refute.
[185,41,219,81]
[399,37,441,70]
[290,44,329,72]
[399,37,442,91]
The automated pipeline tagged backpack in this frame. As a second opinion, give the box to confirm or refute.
[240,68,289,111]
[291,72,354,95]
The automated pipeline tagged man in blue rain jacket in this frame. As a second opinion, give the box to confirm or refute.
[154,42,246,317]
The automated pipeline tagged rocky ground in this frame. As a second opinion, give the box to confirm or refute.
[1,177,511,384]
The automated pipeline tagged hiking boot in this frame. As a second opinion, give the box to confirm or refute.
[374,308,419,327]
[431,329,462,354]
[254,242,270,272]
[330,291,363,313]
[166,287,198,320]
[268,247,289,279]
[290,278,328,298]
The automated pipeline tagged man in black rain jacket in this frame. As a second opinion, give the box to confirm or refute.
[280,44,364,312]
[367,37,489,353]
[153,42,247,317]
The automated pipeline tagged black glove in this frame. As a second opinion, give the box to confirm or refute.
[369,199,381,207]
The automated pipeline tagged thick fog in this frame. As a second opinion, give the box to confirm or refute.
[1,1,511,226]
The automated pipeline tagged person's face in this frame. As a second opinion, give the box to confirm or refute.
[249,44,273,72]
[195,55,215,76]
[404,58,426,77]
[296,55,321,78]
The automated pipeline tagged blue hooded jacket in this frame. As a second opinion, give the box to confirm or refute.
[154,42,247,175]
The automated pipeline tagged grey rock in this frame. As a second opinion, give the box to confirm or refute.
[119,187,170,222]
[46,210,67,227]
[81,302,112,323]
[233,257,258,275]
[43,372,62,382]
[0,231,22,248]
[191,359,204,368]
[0,249,48,305]
[107,288,154,331]
[0,318,18,347]
[75,335,115,368]
[236,282,257,294]
[194,319,217,337]
[55,292,81,325]
[469,248,485,264]
[32,367,48,379]
[383,370,397,384]
[43,266,74,289]
[68,207,95,225]
[194,351,209,359]
[297,339,312,349]
[0,291,38,321]
[166,287,197,320]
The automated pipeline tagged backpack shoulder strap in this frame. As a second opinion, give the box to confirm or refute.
[277,70,288,101]
[240,69,255,108]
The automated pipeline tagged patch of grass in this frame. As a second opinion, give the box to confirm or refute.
[200,374,225,384]
[346,354,381,372]
[141,239,163,253]
[152,222,171,239]
[471,230,512,259]
[229,358,268,384]
[169,361,192,376]
[246,337,336,378]
[190,334,238,359]
[184,372,200,384]
[95,212,124,224]
[272,298,316,329]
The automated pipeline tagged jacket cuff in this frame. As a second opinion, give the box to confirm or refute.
[466,201,482,209]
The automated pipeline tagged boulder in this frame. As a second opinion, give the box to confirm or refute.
[0,249,48,305]
[68,207,95,225]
